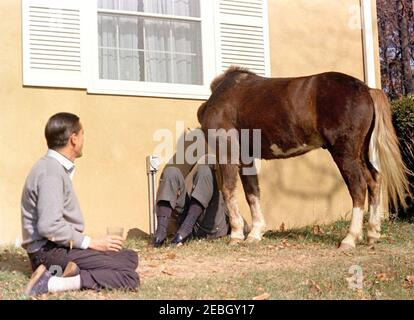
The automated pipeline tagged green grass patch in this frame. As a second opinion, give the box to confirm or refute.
[1,219,413,300]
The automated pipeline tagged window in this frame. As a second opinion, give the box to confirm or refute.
[97,0,203,85]
[22,0,270,99]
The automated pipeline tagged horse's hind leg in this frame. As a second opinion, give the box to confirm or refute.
[362,162,382,245]
[330,150,367,249]
[221,164,245,244]
[239,169,266,243]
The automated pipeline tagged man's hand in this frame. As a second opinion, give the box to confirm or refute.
[88,236,124,252]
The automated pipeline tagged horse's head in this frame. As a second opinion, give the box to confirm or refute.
[197,101,208,125]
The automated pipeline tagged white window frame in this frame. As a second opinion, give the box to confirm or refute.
[86,0,217,100]
[361,0,377,88]
[22,0,271,100]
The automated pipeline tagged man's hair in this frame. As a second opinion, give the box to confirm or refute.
[45,112,81,150]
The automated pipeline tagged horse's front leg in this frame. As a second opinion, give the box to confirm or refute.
[240,169,266,243]
[221,164,245,244]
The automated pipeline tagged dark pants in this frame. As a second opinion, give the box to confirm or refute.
[28,241,139,291]
[157,165,229,239]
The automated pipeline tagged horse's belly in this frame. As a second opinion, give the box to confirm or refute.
[259,132,325,160]
[267,143,319,159]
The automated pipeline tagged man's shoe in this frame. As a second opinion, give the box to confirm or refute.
[152,236,166,248]
[62,261,80,277]
[25,265,52,297]
[170,233,192,246]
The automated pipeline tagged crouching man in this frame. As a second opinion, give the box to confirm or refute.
[21,113,139,297]
[153,152,231,247]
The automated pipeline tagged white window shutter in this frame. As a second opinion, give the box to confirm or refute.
[22,0,88,88]
[215,0,270,76]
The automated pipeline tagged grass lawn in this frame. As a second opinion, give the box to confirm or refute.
[1,219,413,300]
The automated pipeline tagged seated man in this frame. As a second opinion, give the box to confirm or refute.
[153,153,231,247]
[21,113,139,296]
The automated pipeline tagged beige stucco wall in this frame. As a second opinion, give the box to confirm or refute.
[0,0,380,245]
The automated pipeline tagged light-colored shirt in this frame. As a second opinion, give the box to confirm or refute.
[46,149,76,180]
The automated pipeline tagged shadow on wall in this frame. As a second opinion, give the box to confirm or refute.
[126,228,150,239]
[259,150,350,229]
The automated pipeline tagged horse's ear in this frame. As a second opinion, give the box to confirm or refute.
[210,73,225,92]
[197,102,208,124]
[210,66,232,91]
[210,66,253,92]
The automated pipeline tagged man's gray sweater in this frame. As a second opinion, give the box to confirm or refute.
[21,156,86,253]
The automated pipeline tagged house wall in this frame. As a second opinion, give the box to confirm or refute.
[0,0,381,245]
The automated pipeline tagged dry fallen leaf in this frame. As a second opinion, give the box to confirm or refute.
[162,270,175,276]
[147,264,159,268]
[165,253,176,260]
[405,275,414,284]
[307,279,322,292]
[375,273,391,282]
[312,225,325,235]
[278,239,290,248]
[342,251,353,257]
[253,292,270,300]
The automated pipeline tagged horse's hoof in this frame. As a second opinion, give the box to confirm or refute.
[338,242,355,251]
[229,238,243,246]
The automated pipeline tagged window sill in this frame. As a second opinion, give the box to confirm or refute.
[87,80,211,100]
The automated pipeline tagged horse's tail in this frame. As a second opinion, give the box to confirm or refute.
[369,88,411,210]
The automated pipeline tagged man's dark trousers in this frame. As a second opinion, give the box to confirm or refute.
[28,241,139,290]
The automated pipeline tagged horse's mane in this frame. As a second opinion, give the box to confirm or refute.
[210,66,256,92]
[198,67,256,124]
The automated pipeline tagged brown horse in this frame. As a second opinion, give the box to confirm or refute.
[197,66,410,249]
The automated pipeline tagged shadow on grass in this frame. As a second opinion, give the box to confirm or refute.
[0,249,32,277]
[263,220,351,246]
[263,217,414,247]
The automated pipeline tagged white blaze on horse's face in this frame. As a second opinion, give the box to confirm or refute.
[270,143,316,158]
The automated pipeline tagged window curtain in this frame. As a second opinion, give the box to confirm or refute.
[99,0,200,17]
[98,0,202,84]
